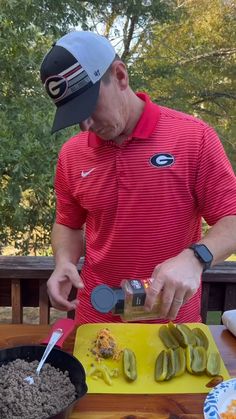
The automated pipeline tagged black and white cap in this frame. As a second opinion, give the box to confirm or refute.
[40,31,116,133]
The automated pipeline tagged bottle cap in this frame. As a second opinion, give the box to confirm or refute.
[90,285,118,313]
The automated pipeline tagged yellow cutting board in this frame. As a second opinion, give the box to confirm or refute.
[73,323,230,394]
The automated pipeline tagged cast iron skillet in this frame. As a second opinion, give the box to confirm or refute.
[0,318,88,419]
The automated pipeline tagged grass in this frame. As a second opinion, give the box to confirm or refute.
[206,311,222,325]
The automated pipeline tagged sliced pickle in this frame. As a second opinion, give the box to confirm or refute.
[168,322,188,348]
[173,347,186,377]
[191,346,207,374]
[206,351,221,376]
[191,327,209,350]
[165,348,175,381]
[194,335,202,347]
[176,324,197,346]
[155,349,168,382]
[159,325,179,349]
[123,348,137,381]
[185,344,194,374]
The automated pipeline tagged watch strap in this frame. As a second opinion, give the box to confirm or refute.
[189,243,213,272]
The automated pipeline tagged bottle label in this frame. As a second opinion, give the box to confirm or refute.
[129,279,146,306]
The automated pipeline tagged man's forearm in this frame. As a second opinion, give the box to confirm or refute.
[200,215,236,265]
[51,222,84,266]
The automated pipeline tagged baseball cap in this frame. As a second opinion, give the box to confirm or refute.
[40,31,116,133]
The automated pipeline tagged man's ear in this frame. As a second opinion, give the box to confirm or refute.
[112,61,129,90]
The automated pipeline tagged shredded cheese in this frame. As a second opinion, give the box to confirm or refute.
[91,328,122,361]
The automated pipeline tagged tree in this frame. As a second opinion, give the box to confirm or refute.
[130,0,236,168]
[0,0,173,254]
[1,0,235,254]
[0,0,87,254]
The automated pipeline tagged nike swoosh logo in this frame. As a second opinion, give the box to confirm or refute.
[81,168,96,178]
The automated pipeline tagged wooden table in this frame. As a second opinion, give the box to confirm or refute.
[0,324,235,419]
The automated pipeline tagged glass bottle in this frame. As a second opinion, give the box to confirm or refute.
[90,278,162,322]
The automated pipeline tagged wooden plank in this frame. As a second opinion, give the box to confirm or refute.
[70,413,202,419]
[11,278,23,323]
[0,256,84,278]
[0,256,235,280]
[203,261,236,283]
[201,282,210,323]
[39,279,50,324]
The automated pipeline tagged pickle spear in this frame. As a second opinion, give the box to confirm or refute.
[165,348,176,380]
[185,344,194,374]
[123,348,137,381]
[191,346,207,374]
[176,324,197,346]
[191,327,209,350]
[155,349,168,381]
[168,322,188,347]
[159,325,179,349]
[206,351,221,376]
[173,346,186,377]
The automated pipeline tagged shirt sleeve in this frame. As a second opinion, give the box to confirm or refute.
[195,125,236,226]
[54,154,87,228]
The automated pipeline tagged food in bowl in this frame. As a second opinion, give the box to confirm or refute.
[0,359,76,419]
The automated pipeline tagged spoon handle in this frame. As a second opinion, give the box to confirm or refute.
[36,328,63,375]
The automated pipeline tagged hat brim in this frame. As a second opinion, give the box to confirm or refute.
[51,80,100,134]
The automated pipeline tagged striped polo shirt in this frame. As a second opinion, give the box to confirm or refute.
[55,93,236,325]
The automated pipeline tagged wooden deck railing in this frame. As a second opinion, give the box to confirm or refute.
[0,256,236,324]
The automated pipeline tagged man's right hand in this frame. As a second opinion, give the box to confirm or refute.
[47,262,84,311]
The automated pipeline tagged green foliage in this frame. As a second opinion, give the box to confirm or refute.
[0,0,82,254]
[0,0,235,254]
[130,0,236,168]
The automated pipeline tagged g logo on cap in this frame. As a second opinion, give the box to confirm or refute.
[45,75,68,102]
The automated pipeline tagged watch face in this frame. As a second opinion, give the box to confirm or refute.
[196,245,213,263]
[189,244,213,271]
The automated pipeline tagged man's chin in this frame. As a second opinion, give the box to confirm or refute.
[96,130,123,142]
[98,133,115,141]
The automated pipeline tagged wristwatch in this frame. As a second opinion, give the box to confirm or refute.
[189,244,213,272]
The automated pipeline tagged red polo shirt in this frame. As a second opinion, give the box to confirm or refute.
[55,93,236,324]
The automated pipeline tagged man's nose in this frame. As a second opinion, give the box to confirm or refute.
[79,117,93,131]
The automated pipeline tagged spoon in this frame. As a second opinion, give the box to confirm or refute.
[24,328,63,384]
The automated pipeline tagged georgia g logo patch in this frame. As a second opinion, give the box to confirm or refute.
[150,153,175,168]
[45,75,68,102]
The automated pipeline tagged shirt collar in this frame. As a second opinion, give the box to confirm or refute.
[88,92,160,148]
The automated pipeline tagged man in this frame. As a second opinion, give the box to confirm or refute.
[40,30,236,325]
